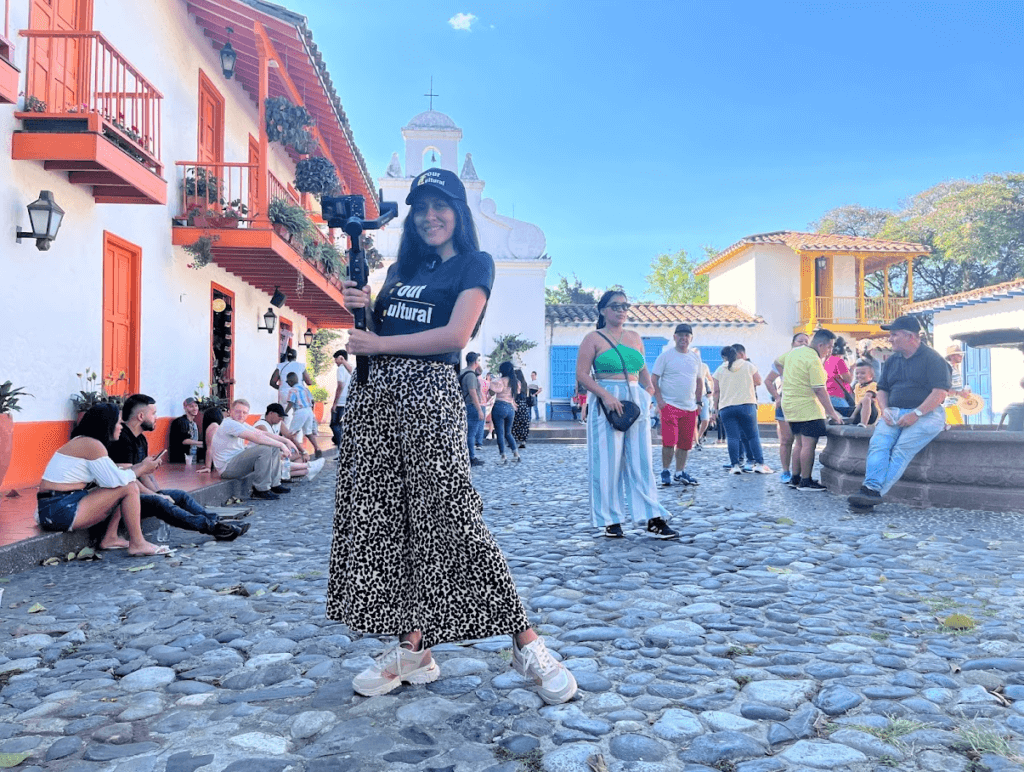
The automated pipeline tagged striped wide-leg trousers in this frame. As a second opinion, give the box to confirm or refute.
[587,380,673,528]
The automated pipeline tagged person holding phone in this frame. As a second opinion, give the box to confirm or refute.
[108,394,250,541]
[327,169,576,705]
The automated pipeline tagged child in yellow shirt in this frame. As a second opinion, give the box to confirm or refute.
[846,360,879,427]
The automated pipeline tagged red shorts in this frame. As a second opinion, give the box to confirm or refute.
[661,403,698,449]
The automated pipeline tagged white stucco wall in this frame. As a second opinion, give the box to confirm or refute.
[1,0,321,424]
[707,251,756,314]
[930,298,1024,417]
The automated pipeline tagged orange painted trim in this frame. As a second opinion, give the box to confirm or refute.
[0,54,18,104]
[211,283,235,404]
[197,69,225,163]
[11,131,167,204]
[2,417,174,492]
[103,231,143,395]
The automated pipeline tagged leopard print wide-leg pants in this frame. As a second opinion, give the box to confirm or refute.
[326,355,531,650]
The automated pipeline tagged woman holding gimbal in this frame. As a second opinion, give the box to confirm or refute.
[327,169,576,705]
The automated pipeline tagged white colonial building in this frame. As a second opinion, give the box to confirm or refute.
[369,109,551,383]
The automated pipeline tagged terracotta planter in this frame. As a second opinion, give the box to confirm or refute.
[313,402,324,424]
[272,224,292,243]
[0,413,13,491]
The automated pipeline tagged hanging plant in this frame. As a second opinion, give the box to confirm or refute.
[294,156,339,197]
[268,199,315,243]
[317,242,345,275]
[183,236,214,269]
[264,96,316,155]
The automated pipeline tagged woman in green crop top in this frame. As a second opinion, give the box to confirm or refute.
[575,291,678,540]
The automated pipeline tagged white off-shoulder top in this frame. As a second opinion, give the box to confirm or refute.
[41,452,137,488]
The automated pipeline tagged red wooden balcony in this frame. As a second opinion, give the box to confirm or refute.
[12,30,165,205]
[171,161,352,328]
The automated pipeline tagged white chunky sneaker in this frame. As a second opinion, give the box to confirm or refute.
[305,457,326,481]
[511,637,577,705]
[352,641,440,697]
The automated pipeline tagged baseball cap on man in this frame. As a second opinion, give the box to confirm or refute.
[406,168,467,204]
[674,324,693,335]
[880,315,922,334]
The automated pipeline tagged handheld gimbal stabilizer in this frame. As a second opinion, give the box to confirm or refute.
[321,191,398,383]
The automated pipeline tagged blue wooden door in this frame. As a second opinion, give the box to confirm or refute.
[549,345,579,400]
[964,344,992,424]
[642,337,668,373]
[696,345,723,378]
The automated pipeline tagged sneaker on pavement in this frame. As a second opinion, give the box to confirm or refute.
[729,464,743,475]
[470,457,485,467]
[498,455,508,465]
[780,471,792,484]
[660,469,672,486]
[645,517,679,540]
[305,457,326,482]
[602,524,624,538]
[512,637,577,705]
[848,486,882,507]
[352,641,440,697]
[270,485,291,494]
[798,479,828,492]
[251,488,280,500]
[752,463,774,474]
[741,465,753,473]
[674,470,699,485]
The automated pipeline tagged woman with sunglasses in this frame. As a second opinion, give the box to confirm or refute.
[327,169,576,705]
[575,290,678,539]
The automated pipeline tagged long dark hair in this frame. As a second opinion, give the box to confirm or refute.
[201,407,224,440]
[596,290,626,330]
[514,368,529,397]
[498,361,519,399]
[721,345,739,371]
[71,403,121,444]
[396,191,479,280]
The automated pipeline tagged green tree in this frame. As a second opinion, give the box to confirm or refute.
[545,274,599,305]
[642,248,711,304]
[810,204,892,238]
[306,329,341,377]
[486,333,537,373]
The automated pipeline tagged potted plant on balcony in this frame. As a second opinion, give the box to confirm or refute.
[294,156,339,198]
[184,168,221,209]
[21,94,46,112]
[183,236,214,270]
[265,96,316,155]
[268,198,313,245]
[316,241,345,276]
[0,380,31,491]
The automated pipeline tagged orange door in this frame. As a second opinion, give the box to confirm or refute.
[29,0,84,112]
[197,72,223,163]
[102,233,141,397]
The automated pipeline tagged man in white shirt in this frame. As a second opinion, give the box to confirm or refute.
[330,349,353,446]
[651,324,704,487]
[211,399,294,500]
[254,403,325,481]
[269,348,312,427]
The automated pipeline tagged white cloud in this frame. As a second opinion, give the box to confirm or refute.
[448,12,477,31]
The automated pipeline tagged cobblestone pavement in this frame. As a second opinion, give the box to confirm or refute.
[2,442,1024,772]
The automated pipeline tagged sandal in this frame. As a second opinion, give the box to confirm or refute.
[127,545,173,557]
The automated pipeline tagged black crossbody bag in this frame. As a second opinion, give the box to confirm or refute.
[595,332,642,432]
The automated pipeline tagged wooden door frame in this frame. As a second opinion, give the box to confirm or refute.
[197,69,224,163]
[102,230,141,395]
[211,283,235,403]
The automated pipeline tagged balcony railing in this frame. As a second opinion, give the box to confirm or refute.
[797,296,907,326]
[19,30,162,172]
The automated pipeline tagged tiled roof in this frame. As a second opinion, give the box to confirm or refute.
[546,304,764,327]
[905,278,1024,314]
[696,231,931,275]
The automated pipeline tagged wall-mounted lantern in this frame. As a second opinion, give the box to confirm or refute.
[299,328,314,347]
[257,307,277,334]
[16,190,65,251]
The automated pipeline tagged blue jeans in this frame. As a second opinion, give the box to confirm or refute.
[864,406,945,495]
[531,402,540,421]
[141,489,217,534]
[719,404,765,466]
[491,401,517,456]
[466,405,483,459]
[830,395,854,417]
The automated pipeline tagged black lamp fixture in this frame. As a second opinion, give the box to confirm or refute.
[257,307,277,334]
[299,328,315,347]
[220,27,237,80]
[270,286,286,308]
[16,190,65,251]
[815,256,828,270]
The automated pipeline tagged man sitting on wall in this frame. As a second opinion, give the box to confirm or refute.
[211,398,293,500]
[847,316,951,509]
[109,394,249,541]
[168,397,203,465]
[254,403,325,481]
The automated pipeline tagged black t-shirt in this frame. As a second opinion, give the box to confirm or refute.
[372,251,494,365]
[108,424,149,465]
[876,344,951,409]
[168,415,196,464]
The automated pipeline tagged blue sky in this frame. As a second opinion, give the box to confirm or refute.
[289,1,1023,299]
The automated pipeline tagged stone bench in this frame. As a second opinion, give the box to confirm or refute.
[819,425,1024,512]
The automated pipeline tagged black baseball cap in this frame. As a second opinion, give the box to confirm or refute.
[880,315,922,334]
[406,168,467,204]
[674,324,693,335]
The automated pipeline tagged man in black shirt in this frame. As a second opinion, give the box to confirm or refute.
[168,397,203,464]
[109,394,249,541]
[848,317,951,508]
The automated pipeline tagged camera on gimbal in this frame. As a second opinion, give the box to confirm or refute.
[321,193,398,238]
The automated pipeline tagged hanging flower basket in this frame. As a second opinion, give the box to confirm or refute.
[294,156,339,197]
[265,96,316,155]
